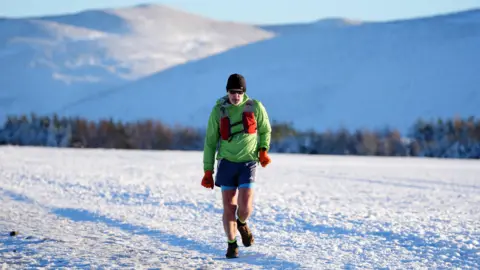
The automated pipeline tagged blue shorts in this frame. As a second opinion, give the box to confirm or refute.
[214,159,257,191]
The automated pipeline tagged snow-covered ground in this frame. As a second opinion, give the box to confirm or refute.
[0,146,479,269]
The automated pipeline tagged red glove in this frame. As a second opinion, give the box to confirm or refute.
[259,149,271,168]
[201,170,214,189]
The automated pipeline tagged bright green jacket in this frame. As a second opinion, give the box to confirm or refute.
[203,93,272,172]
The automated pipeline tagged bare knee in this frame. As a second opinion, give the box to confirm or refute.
[222,190,238,219]
[237,188,254,220]
[224,203,238,219]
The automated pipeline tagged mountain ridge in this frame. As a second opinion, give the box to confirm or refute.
[0,3,275,120]
[1,5,479,134]
[58,7,480,133]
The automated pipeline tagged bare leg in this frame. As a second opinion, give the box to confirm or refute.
[237,188,254,223]
[222,189,238,241]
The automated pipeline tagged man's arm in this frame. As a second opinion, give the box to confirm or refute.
[255,100,272,151]
[203,105,220,172]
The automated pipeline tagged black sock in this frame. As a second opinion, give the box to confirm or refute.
[237,218,246,226]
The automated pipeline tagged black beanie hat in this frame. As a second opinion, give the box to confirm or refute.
[226,73,246,92]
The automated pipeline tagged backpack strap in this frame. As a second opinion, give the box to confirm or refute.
[218,98,256,142]
[219,96,230,118]
[244,99,254,113]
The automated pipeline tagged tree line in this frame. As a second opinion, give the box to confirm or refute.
[0,113,479,159]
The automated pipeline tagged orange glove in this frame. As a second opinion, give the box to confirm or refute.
[259,149,271,168]
[201,170,214,189]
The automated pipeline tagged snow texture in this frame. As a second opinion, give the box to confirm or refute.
[1,146,479,269]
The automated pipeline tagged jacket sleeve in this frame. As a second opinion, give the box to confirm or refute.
[203,105,220,172]
[255,100,272,151]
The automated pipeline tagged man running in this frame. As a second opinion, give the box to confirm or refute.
[201,73,272,258]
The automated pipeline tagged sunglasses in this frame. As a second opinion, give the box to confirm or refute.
[228,90,244,95]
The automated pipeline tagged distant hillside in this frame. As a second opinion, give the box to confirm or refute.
[60,8,480,134]
[259,18,364,35]
[0,4,274,120]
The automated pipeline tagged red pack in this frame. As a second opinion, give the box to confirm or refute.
[219,99,257,141]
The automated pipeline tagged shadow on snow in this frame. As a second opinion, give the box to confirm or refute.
[52,208,301,269]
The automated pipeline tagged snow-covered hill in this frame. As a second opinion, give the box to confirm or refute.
[259,17,364,36]
[60,8,480,134]
[0,4,274,120]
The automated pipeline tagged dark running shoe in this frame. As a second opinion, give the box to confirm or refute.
[237,219,254,247]
[225,240,239,259]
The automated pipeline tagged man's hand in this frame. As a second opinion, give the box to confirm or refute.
[259,149,271,168]
[201,170,214,189]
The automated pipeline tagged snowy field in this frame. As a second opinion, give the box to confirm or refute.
[0,146,479,269]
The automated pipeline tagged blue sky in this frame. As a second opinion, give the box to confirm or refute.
[1,0,479,24]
